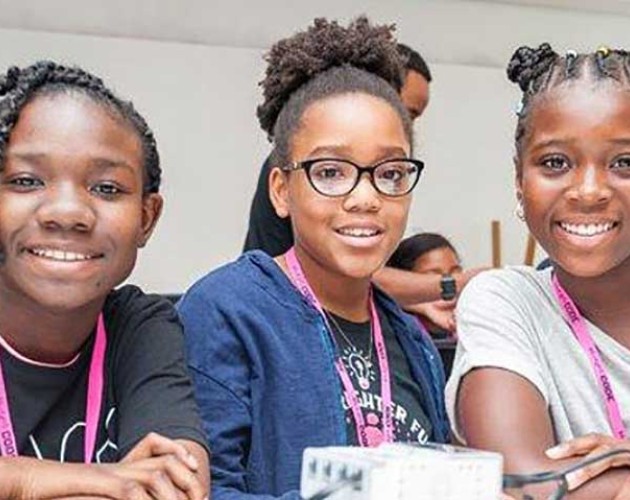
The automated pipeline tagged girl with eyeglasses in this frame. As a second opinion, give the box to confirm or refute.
[446,45,630,499]
[178,17,449,499]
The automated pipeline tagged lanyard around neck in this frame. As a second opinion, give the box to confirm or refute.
[0,313,107,461]
[551,273,626,439]
[285,247,394,446]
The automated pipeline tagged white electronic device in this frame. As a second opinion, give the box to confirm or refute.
[300,443,503,500]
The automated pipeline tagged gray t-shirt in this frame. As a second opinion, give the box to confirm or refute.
[445,266,630,444]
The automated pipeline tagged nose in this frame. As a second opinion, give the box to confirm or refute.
[567,165,612,207]
[343,172,382,212]
[36,183,96,232]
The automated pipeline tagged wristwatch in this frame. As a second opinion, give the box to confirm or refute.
[440,275,457,301]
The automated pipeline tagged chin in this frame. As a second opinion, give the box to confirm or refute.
[553,256,621,279]
[336,259,384,281]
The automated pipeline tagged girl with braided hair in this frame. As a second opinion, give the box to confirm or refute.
[0,61,209,498]
[446,45,630,498]
[178,17,448,499]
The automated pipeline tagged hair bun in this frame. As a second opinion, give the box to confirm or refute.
[0,66,21,95]
[507,43,557,92]
[257,16,403,137]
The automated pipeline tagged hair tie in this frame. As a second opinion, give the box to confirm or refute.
[597,46,611,58]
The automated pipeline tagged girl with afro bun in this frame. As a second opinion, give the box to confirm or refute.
[447,45,630,498]
[179,16,449,499]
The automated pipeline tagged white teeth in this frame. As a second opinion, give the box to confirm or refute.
[338,228,380,237]
[29,248,95,261]
[560,222,616,237]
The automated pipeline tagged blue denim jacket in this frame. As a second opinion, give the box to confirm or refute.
[178,251,449,499]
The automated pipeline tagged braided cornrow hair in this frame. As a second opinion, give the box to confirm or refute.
[507,44,630,157]
[257,16,412,166]
[0,61,161,193]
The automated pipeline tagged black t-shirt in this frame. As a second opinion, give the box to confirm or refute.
[327,309,433,446]
[1,285,207,462]
[242,156,293,256]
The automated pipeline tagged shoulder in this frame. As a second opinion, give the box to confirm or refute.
[459,266,553,311]
[103,285,183,355]
[105,285,176,317]
[179,250,302,313]
[105,285,179,331]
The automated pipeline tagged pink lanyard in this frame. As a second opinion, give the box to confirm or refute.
[0,313,107,461]
[285,247,393,446]
[551,274,626,439]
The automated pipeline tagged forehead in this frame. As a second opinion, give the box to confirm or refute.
[292,92,410,159]
[413,246,459,270]
[523,81,630,147]
[6,92,143,168]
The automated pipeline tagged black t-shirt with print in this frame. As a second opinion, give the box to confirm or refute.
[327,308,433,446]
[1,285,207,462]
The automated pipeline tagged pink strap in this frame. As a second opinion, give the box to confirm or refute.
[285,247,393,446]
[0,313,107,461]
[84,314,107,462]
[551,274,626,439]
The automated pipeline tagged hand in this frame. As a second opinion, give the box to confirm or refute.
[0,457,158,500]
[405,301,456,333]
[545,433,630,490]
[116,432,206,500]
[614,474,630,500]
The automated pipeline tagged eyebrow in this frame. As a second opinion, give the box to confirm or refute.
[7,152,136,174]
[307,145,409,159]
[529,137,630,152]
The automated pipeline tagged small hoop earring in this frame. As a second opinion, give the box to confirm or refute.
[515,199,525,221]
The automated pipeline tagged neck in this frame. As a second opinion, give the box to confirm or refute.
[0,289,104,364]
[278,246,372,322]
[555,262,630,346]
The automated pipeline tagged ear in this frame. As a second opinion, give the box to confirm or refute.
[269,166,290,219]
[137,193,163,248]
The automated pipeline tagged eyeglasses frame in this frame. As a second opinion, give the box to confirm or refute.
[280,157,425,197]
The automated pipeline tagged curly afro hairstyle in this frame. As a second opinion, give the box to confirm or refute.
[257,16,413,166]
[0,60,161,193]
[507,43,630,159]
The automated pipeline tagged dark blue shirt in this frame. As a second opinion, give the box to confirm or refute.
[178,251,449,499]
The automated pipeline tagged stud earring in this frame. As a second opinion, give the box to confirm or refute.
[515,199,525,221]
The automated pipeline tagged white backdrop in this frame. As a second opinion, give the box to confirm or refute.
[1,0,627,291]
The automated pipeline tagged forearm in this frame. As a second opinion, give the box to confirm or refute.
[0,457,114,499]
[372,267,442,305]
[504,455,630,499]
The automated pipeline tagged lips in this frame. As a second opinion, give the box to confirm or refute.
[335,226,383,238]
[25,246,104,262]
[556,221,618,237]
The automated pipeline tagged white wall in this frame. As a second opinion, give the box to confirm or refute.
[2,0,628,291]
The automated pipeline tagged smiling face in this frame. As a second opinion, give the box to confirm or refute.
[271,92,412,282]
[0,92,162,312]
[516,81,630,278]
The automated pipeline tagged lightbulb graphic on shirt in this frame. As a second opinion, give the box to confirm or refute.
[347,350,373,390]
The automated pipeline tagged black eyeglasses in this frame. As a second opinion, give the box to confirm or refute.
[281,157,424,197]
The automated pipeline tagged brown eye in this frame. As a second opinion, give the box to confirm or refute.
[6,175,44,190]
[90,182,123,198]
[611,156,630,173]
[540,155,570,172]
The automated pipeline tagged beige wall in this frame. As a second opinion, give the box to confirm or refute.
[1,1,627,290]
